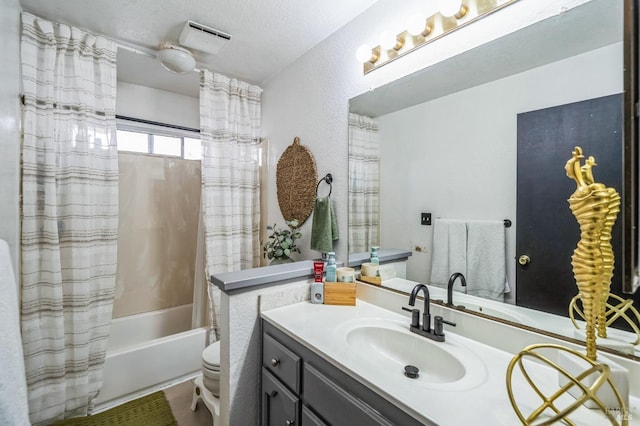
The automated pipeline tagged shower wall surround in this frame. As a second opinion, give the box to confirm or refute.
[114,152,201,318]
[0,0,21,280]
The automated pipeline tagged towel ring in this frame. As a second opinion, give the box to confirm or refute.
[316,173,333,197]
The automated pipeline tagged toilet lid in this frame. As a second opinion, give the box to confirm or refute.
[202,341,220,368]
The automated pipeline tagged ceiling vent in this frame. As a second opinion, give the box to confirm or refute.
[179,20,231,55]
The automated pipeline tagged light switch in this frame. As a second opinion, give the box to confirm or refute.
[421,212,432,226]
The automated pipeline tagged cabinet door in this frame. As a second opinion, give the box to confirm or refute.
[304,364,393,426]
[301,405,326,426]
[262,368,299,426]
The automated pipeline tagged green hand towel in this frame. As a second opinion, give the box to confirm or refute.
[311,197,339,253]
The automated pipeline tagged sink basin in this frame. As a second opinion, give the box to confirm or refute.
[339,318,487,391]
[347,326,465,383]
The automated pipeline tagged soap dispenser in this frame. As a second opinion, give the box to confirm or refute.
[326,252,337,282]
[370,246,380,265]
[370,246,380,276]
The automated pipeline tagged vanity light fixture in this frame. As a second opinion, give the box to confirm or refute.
[380,31,404,51]
[357,0,519,74]
[439,0,468,19]
[356,44,380,64]
[406,14,432,37]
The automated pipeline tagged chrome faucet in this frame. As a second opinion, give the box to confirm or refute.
[403,283,455,342]
[447,272,467,307]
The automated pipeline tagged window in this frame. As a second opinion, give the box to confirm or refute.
[117,130,149,153]
[116,117,201,160]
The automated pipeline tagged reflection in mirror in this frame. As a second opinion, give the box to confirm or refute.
[347,0,640,360]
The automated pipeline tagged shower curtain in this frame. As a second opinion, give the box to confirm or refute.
[20,13,118,424]
[348,113,380,253]
[199,70,262,341]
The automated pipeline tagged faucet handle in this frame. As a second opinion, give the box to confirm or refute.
[402,306,420,328]
[433,316,456,336]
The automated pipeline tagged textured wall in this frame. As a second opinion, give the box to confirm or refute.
[220,279,311,426]
[113,152,201,318]
[0,0,22,280]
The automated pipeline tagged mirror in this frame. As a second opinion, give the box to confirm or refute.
[348,0,640,359]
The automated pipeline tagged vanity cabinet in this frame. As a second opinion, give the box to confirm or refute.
[261,320,424,426]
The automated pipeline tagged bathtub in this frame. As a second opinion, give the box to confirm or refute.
[95,304,207,407]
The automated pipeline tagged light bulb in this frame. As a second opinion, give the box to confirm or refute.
[380,31,402,51]
[439,0,464,17]
[356,44,374,63]
[406,14,430,37]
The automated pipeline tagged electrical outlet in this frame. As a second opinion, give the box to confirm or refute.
[421,212,432,225]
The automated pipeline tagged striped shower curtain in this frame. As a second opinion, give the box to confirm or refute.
[199,70,262,341]
[20,13,118,424]
[348,113,380,253]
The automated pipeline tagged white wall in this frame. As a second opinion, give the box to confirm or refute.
[262,0,593,263]
[116,81,199,129]
[378,43,622,302]
[0,0,22,280]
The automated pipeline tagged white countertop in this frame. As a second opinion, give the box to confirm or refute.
[262,300,639,425]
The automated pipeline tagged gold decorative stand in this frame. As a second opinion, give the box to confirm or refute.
[569,293,640,350]
[506,148,629,424]
[506,343,627,425]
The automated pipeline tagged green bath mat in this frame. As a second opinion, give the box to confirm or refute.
[54,391,177,426]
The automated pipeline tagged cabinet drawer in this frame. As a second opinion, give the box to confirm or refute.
[262,368,299,426]
[263,332,301,393]
[303,364,393,426]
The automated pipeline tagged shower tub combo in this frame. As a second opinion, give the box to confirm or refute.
[95,303,207,408]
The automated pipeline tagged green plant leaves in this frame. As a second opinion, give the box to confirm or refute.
[262,220,302,261]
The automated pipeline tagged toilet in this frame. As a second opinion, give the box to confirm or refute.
[191,341,221,425]
[201,341,220,396]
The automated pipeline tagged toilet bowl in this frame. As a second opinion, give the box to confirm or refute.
[201,341,220,397]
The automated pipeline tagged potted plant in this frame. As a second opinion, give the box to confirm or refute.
[263,219,301,264]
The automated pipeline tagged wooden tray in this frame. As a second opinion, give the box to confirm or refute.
[324,282,356,306]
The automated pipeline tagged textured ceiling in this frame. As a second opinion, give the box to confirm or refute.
[19,0,379,96]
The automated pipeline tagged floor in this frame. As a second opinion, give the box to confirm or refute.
[164,380,213,426]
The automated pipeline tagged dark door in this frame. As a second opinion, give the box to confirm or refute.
[516,94,623,317]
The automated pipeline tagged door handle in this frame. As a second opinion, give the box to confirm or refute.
[518,255,531,265]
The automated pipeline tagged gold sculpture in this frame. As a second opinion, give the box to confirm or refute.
[565,146,621,360]
[505,148,629,425]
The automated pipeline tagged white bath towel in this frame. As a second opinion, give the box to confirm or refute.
[466,221,509,301]
[429,219,467,291]
[0,240,30,425]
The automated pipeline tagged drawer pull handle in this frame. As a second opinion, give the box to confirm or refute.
[286,421,294,426]
[270,390,277,397]
[271,358,280,367]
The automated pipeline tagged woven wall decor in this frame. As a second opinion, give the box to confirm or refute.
[276,137,318,226]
